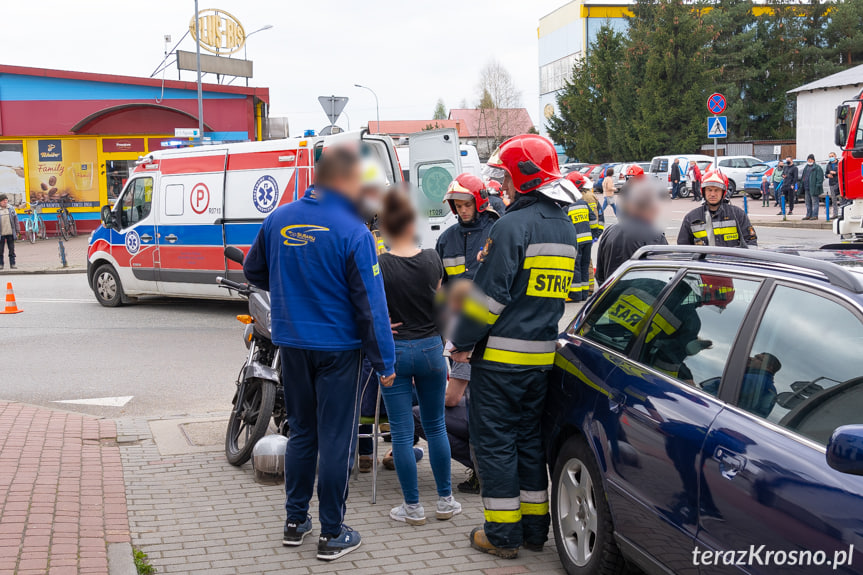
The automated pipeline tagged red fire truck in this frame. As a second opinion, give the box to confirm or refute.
[834,90,863,238]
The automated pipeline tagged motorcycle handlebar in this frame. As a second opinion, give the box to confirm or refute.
[216,276,251,293]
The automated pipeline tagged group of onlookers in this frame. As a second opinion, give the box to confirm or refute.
[763,153,840,220]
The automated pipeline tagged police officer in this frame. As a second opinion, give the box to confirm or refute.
[565,173,593,301]
[436,173,500,282]
[450,134,579,558]
[678,170,757,247]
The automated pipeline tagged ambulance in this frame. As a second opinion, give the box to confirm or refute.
[87,128,463,306]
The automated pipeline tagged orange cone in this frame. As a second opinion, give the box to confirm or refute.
[1,282,22,314]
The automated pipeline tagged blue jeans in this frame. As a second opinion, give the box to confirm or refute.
[380,336,451,504]
[601,196,617,216]
[671,181,681,199]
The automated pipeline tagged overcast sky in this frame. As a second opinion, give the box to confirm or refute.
[2,0,564,135]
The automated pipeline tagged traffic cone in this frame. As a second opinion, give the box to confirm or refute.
[1,282,22,314]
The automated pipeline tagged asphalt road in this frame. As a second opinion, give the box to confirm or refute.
[0,222,834,419]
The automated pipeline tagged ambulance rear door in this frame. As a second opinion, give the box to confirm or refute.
[154,148,228,298]
[222,143,313,283]
[409,128,462,248]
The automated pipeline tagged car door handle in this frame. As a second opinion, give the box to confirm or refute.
[713,447,746,479]
[165,234,178,243]
[140,234,153,243]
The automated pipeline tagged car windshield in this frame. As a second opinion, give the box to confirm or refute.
[749,163,770,175]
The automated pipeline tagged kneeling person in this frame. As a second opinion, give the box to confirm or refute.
[678,171,757,248]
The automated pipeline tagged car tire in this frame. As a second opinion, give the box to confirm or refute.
[727,180,737,197]
[552,435,625,575]
[92,263,125,307]
[678,185,691,198]
[747,190,762,200]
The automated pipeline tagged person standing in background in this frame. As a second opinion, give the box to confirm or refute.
[826,152,840,219]
[670,158,682,199]
[801,154,824,221]
[0,194,18,270]
[779,157,799,216]
[601,167,617,216]
[760,176,771,208]
[688,161,702,202]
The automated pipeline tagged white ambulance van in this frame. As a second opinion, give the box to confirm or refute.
[87,128,461,306]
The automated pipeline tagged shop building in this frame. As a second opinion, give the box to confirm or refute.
[0,64,269,232]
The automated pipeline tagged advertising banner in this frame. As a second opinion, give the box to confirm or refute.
[0,142,26,207]
[26,138,100,208]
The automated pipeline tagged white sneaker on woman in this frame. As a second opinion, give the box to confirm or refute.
[435,495,462,520]
[390,502,426,525]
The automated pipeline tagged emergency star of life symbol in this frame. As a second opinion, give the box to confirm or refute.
[125,230,140,254]
[253,175,279,213]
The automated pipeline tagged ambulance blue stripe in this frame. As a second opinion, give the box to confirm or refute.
[224,222,263,245]
[155,224,224,246]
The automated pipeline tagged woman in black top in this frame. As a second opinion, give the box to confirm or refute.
[378,191,462,526]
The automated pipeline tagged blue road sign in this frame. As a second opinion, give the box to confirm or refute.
[708,93,727,115]
[708,116,727,138]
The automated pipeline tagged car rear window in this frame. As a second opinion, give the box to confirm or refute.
[650,159,668,173]
[577,269,677,353]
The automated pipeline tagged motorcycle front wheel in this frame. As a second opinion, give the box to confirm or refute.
[225,379,276,466]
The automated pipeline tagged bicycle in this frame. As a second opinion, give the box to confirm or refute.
[22,201,47,244]
[56,198,77,240]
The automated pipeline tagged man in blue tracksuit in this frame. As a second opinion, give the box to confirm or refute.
[244,146,395,562]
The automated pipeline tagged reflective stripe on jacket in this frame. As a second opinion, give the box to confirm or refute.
[435,210,498,282]
[677,201,757,248]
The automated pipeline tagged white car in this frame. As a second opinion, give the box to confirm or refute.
[648,154,714,197]
[708,155,763,197]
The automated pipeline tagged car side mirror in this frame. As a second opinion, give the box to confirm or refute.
[835,123,848,149]
[826,425,863,476]
[224,246,245,265]
[100,205,114,229]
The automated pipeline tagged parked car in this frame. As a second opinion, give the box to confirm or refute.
[649,154,714,197]
[705,155,762,197]
[561,162,589,175]
[581,164,602,180]
[545,244,863,575]
[744,160,780,198]
[613,162,653,190]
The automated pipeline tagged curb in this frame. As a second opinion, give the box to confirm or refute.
[750,220,832,230]
[107,542,137,575]
[1,267,87,275]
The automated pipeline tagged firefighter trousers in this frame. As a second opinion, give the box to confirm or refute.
[568,243,592,302]
[468,365,550,549]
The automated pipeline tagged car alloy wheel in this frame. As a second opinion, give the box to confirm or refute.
[96,271,117,301]
[557,457,598,567]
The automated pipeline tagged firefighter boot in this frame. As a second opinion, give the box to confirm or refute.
[469,527,518,559]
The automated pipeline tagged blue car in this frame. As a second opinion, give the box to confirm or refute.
[545,245,863,575]
[744,161,779,196]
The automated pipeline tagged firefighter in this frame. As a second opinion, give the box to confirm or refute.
[359,157,390,255]
[624,164,645,181]
[569,173,603,295]
[565,173,594,301]
[436,173,500,282]
[678,170,757,248]
[485,179,508,213]
[450,134,579,558]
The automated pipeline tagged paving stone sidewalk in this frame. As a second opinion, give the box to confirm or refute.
[0,235,88,274]
[116,417,567,575]
[0,402,131,574]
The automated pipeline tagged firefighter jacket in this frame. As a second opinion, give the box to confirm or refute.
[584,195,604,239]
[450,194,577,372]
[435,210,499,282]
[677,201,757,248]
[566,199,594,249]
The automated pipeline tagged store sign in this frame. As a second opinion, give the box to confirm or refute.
[189,9,245,55]
[38,140,63,162]
[102,138,145,154]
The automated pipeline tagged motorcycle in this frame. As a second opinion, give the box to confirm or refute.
[218,246,287,466]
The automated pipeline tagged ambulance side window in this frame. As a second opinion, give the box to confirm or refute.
[118,177,153,229]
[577,269,676,354]
[164,184,184,216]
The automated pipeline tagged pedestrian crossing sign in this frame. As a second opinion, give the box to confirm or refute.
[708,116,727,138]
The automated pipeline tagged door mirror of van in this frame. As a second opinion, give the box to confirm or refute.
[100,205,114,229]
[224,246,245,265]
[835,122,848,149]
[826,424,863,476]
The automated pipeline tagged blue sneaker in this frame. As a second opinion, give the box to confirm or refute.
[316,525,362,561]
[282,515,312,546]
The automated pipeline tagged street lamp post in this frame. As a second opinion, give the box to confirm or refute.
[194,0,204,140]
[244,25,273,87]
[354,84,380,133]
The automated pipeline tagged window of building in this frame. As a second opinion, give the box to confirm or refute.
[741,285,863,445]
[106,160,138,202]
[540,53,580,95]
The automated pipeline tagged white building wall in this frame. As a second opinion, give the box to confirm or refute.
[795,85,861,160]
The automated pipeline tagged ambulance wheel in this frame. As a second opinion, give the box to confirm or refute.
[552,436,625,575]
[93,264,125,308]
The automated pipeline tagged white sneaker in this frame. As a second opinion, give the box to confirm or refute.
[390,502,426,525]
[435,495,462,520]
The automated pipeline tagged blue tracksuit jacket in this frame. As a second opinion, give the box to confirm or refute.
[243,187,396,376]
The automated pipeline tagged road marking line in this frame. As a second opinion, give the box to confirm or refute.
[53,396,134,407]
[16,298,95,303]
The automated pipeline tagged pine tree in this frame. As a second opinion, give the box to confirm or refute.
[432,99,447,120]
[827,0,863,65]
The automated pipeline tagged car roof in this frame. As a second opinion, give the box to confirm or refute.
[625,245,863,296]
